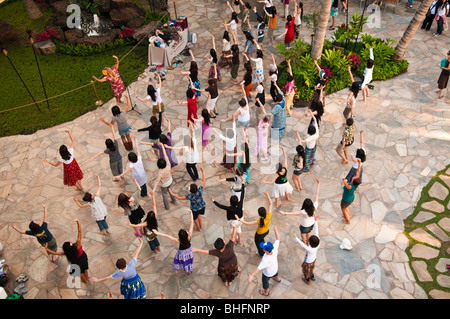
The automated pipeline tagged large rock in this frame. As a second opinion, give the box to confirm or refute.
[132,21,162,42]
[33,39,57,55]
[0,20,16,45]
[109,0,145,28]
[76,33,117,45]
[50,1,71,28]
[64,29,84,44]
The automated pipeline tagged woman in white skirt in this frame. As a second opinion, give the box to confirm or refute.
[262,146,293,208]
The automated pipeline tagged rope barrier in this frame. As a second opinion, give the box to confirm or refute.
[1,11,171,114]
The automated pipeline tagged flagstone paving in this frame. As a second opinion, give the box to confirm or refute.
[0,0,449,299]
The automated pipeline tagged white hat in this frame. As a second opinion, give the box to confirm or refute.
[340,238,353,251]
[256,84,264,94]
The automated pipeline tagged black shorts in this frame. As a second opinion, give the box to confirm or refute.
[340,198,354,209]
[193,207,205,220]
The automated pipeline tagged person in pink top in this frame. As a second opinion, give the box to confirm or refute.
[284,59,295,117]
[256,115,270,161]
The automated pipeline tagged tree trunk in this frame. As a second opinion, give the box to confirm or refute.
[392,0,434,62]
[24,0,43,20]
[311,0,333,60]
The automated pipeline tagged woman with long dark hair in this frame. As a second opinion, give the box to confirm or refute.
[262,146,293,208]
[135,73,165,126]
[116,185,146,237]
[281,179,320,246]
[90,123,123,179]
[126,192,161,254]
[192,108,213,150]
[45,219,90,283]
[153,210,195,274]
[339,66,359,119]
[235,191,272,256]
[218,29,233,68]
[43,129,84,191]
[292,144,306,191]
[180,49,202,98]
[208,36,222,82]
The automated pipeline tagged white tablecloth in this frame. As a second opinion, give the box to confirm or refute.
[148,28,188,67]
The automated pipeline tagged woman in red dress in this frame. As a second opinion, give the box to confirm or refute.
[278,15,295,49]
[43,130,84,191]
[177,77,198,127]
[92,56,124,104]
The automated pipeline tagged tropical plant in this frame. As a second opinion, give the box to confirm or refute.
[78,0,102,15]
[275,38,311,67]
[144,10,170,25]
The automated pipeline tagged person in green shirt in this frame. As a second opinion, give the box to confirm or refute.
[341,158,361,224]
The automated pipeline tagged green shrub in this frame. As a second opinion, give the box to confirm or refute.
[55,38,131,56]
[144,10,170,25]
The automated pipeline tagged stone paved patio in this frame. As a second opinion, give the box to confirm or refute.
[0,0,449,299]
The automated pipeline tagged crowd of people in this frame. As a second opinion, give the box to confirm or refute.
[9,0,447,300]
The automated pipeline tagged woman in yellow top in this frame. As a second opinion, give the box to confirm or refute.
[235,191,272,256]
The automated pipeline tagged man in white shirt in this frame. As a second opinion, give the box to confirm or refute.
[214,116,237,170]
[248,226,281,296]
[119,136,148,197]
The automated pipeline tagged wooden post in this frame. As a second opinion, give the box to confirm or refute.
[174,1,178,19]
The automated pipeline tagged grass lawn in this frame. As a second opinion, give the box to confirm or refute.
[403,165,450,298]
[0,0,151,137]
[0,44,149,137]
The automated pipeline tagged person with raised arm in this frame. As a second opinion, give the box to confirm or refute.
[248,225,281,296]
[192,224,239,287]
[296,109,319,173]
[126,191,161,254]
[262,146,293,208]
[100,95,133,151]
[45,219,90,283]
[91,237,147,299]
[11,204,59,262]
[212,183,246,246]
[153,210,195,274]
[294,220,320,285]
[43,129,84,191]
[280,179,320,245]
[90,123,123,180]
[235,191,272,256]
[169,167,206,231]
[73,174,110,235]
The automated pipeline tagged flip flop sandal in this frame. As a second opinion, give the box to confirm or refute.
[302,276,311,285]
[16,274,28,283]
[259,289,269,296]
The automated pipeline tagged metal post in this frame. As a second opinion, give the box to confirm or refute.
[28,31,50,109]
[1,47,42,113]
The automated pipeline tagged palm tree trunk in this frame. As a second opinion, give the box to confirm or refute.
[311,0,333,60]
[392,0,434,62]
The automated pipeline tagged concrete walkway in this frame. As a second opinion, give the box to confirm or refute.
[0,0,449,299]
